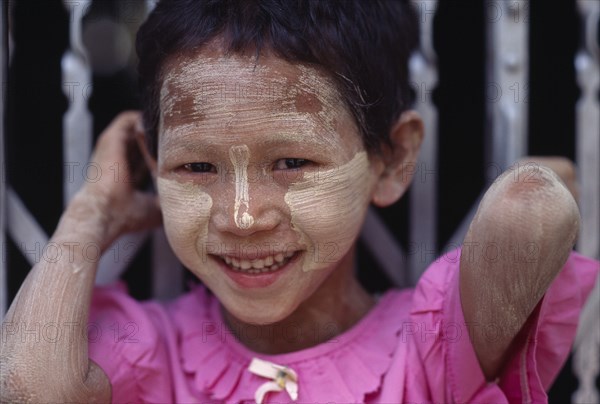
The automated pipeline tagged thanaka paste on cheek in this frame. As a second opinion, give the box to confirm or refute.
[285,151,371,272]
[229,145,255,229]
[157,177,213,276]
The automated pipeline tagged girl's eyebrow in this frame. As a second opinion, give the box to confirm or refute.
[159,142,211,161]
[252,135,338,150]
[159,132,339,160]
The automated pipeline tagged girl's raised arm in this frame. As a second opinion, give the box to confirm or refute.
[0,112,161,402]
[459,161,580,380]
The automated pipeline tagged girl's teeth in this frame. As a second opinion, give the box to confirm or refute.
[223,252,295,273]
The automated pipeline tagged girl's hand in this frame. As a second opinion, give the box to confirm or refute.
[0,114,156,403]
[65,111,161,250]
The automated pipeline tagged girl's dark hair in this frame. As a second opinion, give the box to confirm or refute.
[136,0,419,156]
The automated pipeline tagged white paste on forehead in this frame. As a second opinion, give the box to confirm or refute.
[158,56,357,158]
[229,144,255,229]
[284,151,371,272]
[157,177,213,276]
[296,64,341,140]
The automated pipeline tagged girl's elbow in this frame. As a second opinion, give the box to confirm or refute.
[0,358,111,404]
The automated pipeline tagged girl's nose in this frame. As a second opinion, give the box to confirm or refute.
[212,145,283,235]
[211,186,283,236]
[230,145,255,230]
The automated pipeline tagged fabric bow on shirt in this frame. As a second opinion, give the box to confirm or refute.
[248,358,298,404]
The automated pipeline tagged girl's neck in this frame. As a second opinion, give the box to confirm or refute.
[220,252,375,355]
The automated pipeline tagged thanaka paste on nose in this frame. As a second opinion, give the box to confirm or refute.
[229,144,255,229]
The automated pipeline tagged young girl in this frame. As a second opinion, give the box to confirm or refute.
[2,1,598,403]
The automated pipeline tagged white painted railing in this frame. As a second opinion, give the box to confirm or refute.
[572,1,600,402]
[62,0,92,204]
[408,0,439,285]
[486,0,529,172]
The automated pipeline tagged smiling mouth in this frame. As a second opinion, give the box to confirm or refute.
[216,251,298,274]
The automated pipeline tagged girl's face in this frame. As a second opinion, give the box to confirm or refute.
[156,48,385,324]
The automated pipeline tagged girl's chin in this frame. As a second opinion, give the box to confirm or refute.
[221,297,298,326]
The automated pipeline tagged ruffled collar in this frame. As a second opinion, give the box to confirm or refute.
[170,286,409,403]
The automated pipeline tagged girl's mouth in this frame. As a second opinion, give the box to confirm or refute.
[219,250,296,274]
[213,250,301,289]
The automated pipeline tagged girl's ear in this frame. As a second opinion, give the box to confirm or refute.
[134,123,158,179]
[371,110,424,207]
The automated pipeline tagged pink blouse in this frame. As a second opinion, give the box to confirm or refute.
[88,249,599,403]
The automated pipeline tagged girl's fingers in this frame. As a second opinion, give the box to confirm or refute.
[104,111,142,139]
[93,111,143,165]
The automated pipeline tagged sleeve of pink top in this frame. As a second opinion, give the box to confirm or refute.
[87,281,174,403]
[406,249,599,403]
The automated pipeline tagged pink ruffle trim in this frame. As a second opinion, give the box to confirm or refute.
[169,286,412,403]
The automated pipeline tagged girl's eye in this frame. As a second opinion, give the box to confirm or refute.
[274,158,309,170]
[183,162,217,173]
